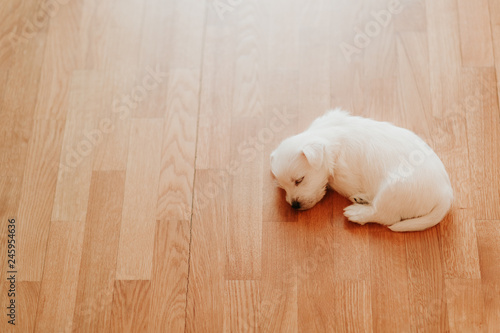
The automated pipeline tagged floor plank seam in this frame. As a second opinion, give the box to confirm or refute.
[183,2,210,332]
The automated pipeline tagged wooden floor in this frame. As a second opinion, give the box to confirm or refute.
[1,0,499,332]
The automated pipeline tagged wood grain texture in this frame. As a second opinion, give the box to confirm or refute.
[135,0,174,119]
[369,228,411,332]
[2,0,499,331]
[79,0,118,71]
[329,1,366,113]
[439,209,481,279]
[111,280,152,333]
[52,71,104,222]
[298,0,331,127]
[394,0,427,32]
[33,0,82,120]
[476,220,500,286]
[425,0,462,118]
[463,68,500,220]
[90,0,144,171]
[0,1,49,289]
[445,279,484,331]
[299,280,372,333]
[330,194,371,281]
[196,8,235,170]
[261,4,300,223]
[457,0,494,67]
[0,1,42,63]
[405,228,449,332]
[15,282,40,333]
[72,171,126,332]
[168,0,206,70]
[297,194,372,332]
[220,0,267,281]
[156,70,199,221]
[106,0,145,92]
[149,220,190,332]
[0,4,48,332]
[260,222,298,332]
[476,220,500,332]
[116,119,162,280]
[0,177,21,293]
[0,1,47,176]
[396,31,433,140]
[0,281,40,333]
[155,0,205,218]
[491,0,500,97]
[35,221,85,332]
[226,117,262,280]
[432,127,472,211]
[17,120,65,281]
[230,1,266,119]
[224,280,260,332]
[186,170,228,332]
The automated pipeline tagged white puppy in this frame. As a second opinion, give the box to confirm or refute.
[270,109,453,232]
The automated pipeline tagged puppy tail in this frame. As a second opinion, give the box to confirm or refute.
[388,196,452,232]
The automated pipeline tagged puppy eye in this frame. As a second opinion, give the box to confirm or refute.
[295,176,304,186]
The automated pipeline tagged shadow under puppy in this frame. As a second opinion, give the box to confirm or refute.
[270,109,453,232]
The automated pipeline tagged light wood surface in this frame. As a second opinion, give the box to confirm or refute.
[0,0,499,331]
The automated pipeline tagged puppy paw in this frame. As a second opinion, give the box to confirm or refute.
[343,204,375,225]
[349,194,369,205]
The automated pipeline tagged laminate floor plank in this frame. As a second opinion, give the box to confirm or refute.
[116,119,162,280]
[72,171,126,332]
[3,0,498,330]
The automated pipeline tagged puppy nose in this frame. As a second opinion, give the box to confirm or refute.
[291,201,301,209]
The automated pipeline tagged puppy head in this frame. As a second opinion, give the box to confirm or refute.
[270,134,331,210]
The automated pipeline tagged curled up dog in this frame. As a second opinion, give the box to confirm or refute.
[270,109,453,232]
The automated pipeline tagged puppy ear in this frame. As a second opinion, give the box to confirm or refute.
[302,140,325,170]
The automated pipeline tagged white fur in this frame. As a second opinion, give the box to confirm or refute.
[270,109,453,232]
